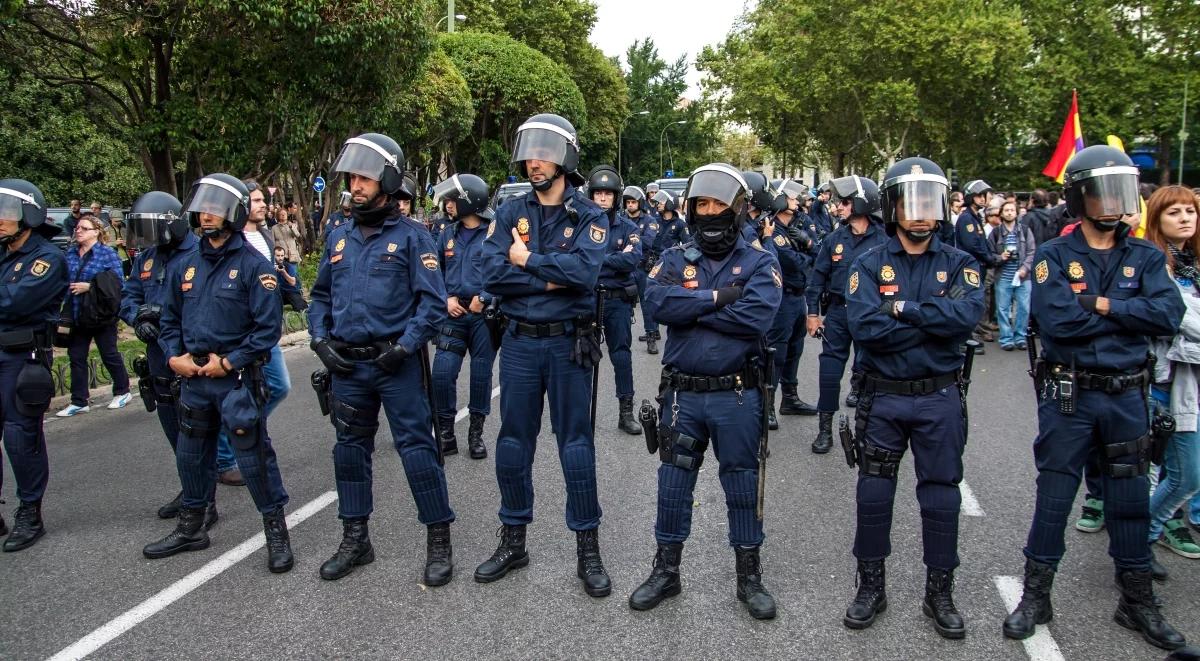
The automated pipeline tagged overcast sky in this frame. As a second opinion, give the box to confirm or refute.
[590,0,755,99]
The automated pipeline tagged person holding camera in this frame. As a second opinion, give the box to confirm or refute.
[986,199,1036,351]
[273,245,306,312]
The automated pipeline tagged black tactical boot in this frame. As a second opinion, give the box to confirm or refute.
[766,388,779,431]
[3,501,45,553]
[204,501,219,531]
[439,416,458,457]
[812,412,834,454]
[1114,569,1187,650]
[474,524,529,582]
[142,507,210,559]
[1151,546,1170,582]
[735,546,777,620]
[424,522,453,587]
[467,413,487,459]
[638,333,648,342]
[158,491,183,519]
[576,528,612,597]
[646,331,660,355]
[923,568,965,639]
[263,508,294,574]
[779,385,818,415]
[1165,647,1200,661]
[320,518,374,580]
[618,398,641,435]
[844,559,887,629]
[1003,558,1055,639]
[845,372,862,408]
[629,543,683,611]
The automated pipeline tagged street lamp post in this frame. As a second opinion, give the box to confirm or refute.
[437,12,467,30]
[618,110,650,179]
[659,120,687,178]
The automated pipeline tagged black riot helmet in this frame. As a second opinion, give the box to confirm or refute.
[881,157,951,237]
[652,189,678,215]
[432,173,490,221]
[742,171,775,212]
[1064,145,1140,231]
[397,174,418,202]
[684,163,749,257]
[962,179,992,207]
[332,133,406,197]
[829,175,883,222]
[512,113,584,189]
[586,165,623,219]
[621,185,647,214]
[126,191,187,250]
[182,173,251,233]
[0,179,57,244]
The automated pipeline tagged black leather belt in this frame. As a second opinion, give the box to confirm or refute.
[784,286,805,296]
[1065,368,1149,394]
[863,372,958,396]
[341,344,383,361]
[597,286,637,302]
[663,367,759,392]
[191,355,211,367]
[509,320,569,338]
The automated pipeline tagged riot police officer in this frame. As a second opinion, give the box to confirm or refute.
[623,186,659,348]
[477,113,612,596]
[588,166,644,436]
[396,173,419,218]
[144,173,294,573]
[629,163,781,619]
[119,191,202,520]
[843,158,984,639]
[741,171,774,243]
[810,182,836,238]
[431,173,496,460]
[308,133,455,586]
[806,176,887,453]
[0,179,67,551]
[952,179,1001,348]
[1003,146,1188,651]
[641,191,688,355]
[324,191,353,238]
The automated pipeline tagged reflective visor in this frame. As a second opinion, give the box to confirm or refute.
[1077,168,1140,217]
[622,185,645,201]
[685,164,749,206]
[777,178,807,200]
[125,214,170,250]
[0,187,36,222]
[890,180,950,223]
[652,190,674,206]
[830,175,864,201]
[184,178,243,222]
[332,138,396,180]
[432,175,472,206]
[511,122,575,167]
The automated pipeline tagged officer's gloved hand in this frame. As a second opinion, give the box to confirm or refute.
[373,342,411,374]
[787,225,814,252]
[714,286,743,308]
[569,322,604,369]
[312,339,355,376]
[133,320,160,343]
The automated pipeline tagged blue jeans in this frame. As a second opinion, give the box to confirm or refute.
[993,278,1030,347]
[1148,388,1200,539]
[217,345,290,472]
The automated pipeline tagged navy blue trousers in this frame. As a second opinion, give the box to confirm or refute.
[145,341,180,452]
[495,331,601,531]
[601,296,635,399]
[635,269,657,334]
[1024,388,1151,571]
[817,304,859,413]
[330,358,454,524]
[854,387,964,570]
[0,350,49,503]
[432,313,495,419]
[656,388,763,547]
[768,292,806,390]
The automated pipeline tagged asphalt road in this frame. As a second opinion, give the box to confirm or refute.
[1,326,1196,661]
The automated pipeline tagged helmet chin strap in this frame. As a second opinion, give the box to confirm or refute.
[0,225,29,246]
[530,167,562,192]
[1087,216,1121,232]
[201,223,230,240]
[902,228,934,242]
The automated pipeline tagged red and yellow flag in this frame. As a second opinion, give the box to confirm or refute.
[1042,90,1084,183]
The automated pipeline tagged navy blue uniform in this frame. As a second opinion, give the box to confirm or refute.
[647,237,781,546]
[628,212,659,335]
[308,213,453,524]
[597,214,643,399]
[324,210,352,237]
[432,220,495,421]
[846,235,984,570]
[950,209,999,271]
[763,225,810,394]
[481,186,608,530]
[1023,230,1184,571]
[0,234,67,504]
[810,200,836,239]
[806,221,887,412]
[120,233,200,455]
[158,234,288,514]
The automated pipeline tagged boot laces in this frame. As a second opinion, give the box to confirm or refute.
[265,516,289,553]
[428,529,451,563]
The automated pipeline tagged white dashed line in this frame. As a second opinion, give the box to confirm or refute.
[960,480,984,517]
[993,575,1066,661]
[454,386,501,423]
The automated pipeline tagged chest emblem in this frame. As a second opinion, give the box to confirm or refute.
[682,265,697,280]
[184,266,196,282]
[849,271,860,294]
[964,268,981,287]
[774,235,788,247]
[835,243,844,254]
[732,266,742,275]
[228,269,238,279]
[1123,266,1135,278]
[1067,261,1085,280]
[30,259,50,277]
[445,239,454,251]
[936,271,947,283]
[564,227,574,239]
[880,265,896,283]
[388,242,399,253]
[1035,260,1049,284]
[143,258,154,272]
[516,218,531,240]
[12,262,21,272]
[421,252,439,271]
[335,238,346,253]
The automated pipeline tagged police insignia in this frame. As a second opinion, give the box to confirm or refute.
[335,238,346,253]
[732,266,742,275]
[751,239,764,250]
[421,253,439,271]
[649,262,662,278]
[486,222,496,238]
[967,223,977,233]
[849,271,859,294]
[30,259,49,277]
[445,239,454,251]
[228,269,238,279]
[517,218,530,236]
[683,265,697,279]
[1035,260,1049,284]
[630,234,640,244]
[1067,261,1084,280]
[12,262,21,272]
[590,224,607,244]
[771,267,783,288]
[835,243,844,254]
[650,223,659,231]
[388,242,399,253]
[936,271,947,283]
[143,258,154,272]
[774,235,787,247]
[964,268,981,287]
[880,265,896,283]
[184,266,196,281]
[564,227,574,238]
[1123,266,1135,278]
[259,273,277,291]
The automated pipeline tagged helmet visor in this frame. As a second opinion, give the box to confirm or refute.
[332,139,396,181]
[830,176,866,201]
[1079,170,1140,218]
[685,165,748,207]
[622,186,645,202]
[891,180,950,223]
[777,179,808,200]
[184,178,244,223]
[0,187,37,223]
[652,190,674,207]
[432,175,471,206]
[511,123,575,166]
[125,213,173,250]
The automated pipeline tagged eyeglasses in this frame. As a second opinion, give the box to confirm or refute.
[75,225,99,233]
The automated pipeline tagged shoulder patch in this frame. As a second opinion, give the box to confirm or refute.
[259,273,277,291]
[849,271,859,294]
[649,262,662,279]
[964,268,980,287]
[1035,260,1049,284]
[30,259,51,277]
[774,234,788,247]
[486,222,496,238]
[630,234,640,244]
[421,253,439,271]
[771,267,783,288]
[589,224,607,244]
[751,239,765,251]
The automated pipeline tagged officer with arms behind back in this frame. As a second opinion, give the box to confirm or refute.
[144,174,294,573]
[1003,145,1189,651]
[629,163,782,620]
[307,133,456,586]
[476,113,612,597]
[120,191,201,521]
[0,179,67,551]
[843,158,984,639]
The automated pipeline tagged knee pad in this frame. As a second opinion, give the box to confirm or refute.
[495,436,527,474]
[178,401,219,440]
[859,443,904,478]
[333,439,371,482]
[331,398,379,439]
[13,361,54,417]
[720,469,757,509]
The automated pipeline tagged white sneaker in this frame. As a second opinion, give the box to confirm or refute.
[56,404,90,417]
[107,393,132,410]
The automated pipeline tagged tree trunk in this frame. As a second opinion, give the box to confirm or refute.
[1159,133,1174,186]
[145,144,177,196]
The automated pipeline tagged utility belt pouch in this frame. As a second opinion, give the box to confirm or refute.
[133,355,156,412]
[311,369,331,417]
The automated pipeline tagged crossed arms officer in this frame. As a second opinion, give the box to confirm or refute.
[629,163,782,620]
[477,113,612,597]
[843,158,984,639]
[308,133,455,586]
[144,174,294,574]
[119,191,201,521]
[0,180,66,552]
[1003,145,1189,651]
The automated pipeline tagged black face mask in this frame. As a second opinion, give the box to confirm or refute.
[691,208,739,258]
[900,222,934,243]
[352,197,398,227]
[1087,217,1121,233]
[200,224,229,240]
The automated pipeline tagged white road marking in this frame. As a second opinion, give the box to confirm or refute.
[454,386,501,422]
[47,490,339,661]
[960,480,984,517]
[993,575,1066,661]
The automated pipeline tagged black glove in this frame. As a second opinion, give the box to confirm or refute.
[312,339,355,376]
[373,342,411,374]
[879,300,901,318]
[569,322,603,369]
[787,226,814,252]
[134,320,160,343]
[1077,295,1099,312]
[715,286,743,308]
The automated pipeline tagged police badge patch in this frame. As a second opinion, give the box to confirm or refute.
[589,224,607,244]
[682,265,697,279]
[445,239,454,251]
[421,253,439,270]
[143,258,154,272]
[335,238,346,253]
[1067,261,1085,280]
[849,271,859,294]
[774,235,787,247]
[630,234,639,244]
[1123,266,1135,278]
[649,262,662,278]
[880,265,896,283]
[184,266,196,281]
[259,274,277,291]
[564,227,574,239]
[388,243,399,253]
[30,259,50,277]
[516,218,531,237]
[228,269,238,279]
[936,271,947,283]
[964,268,981,287]
[1035,260,1049,284]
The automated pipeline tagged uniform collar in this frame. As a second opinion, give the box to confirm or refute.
[525,184,579,209]
[5,232,47,256]
[1065,224,1128,254]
